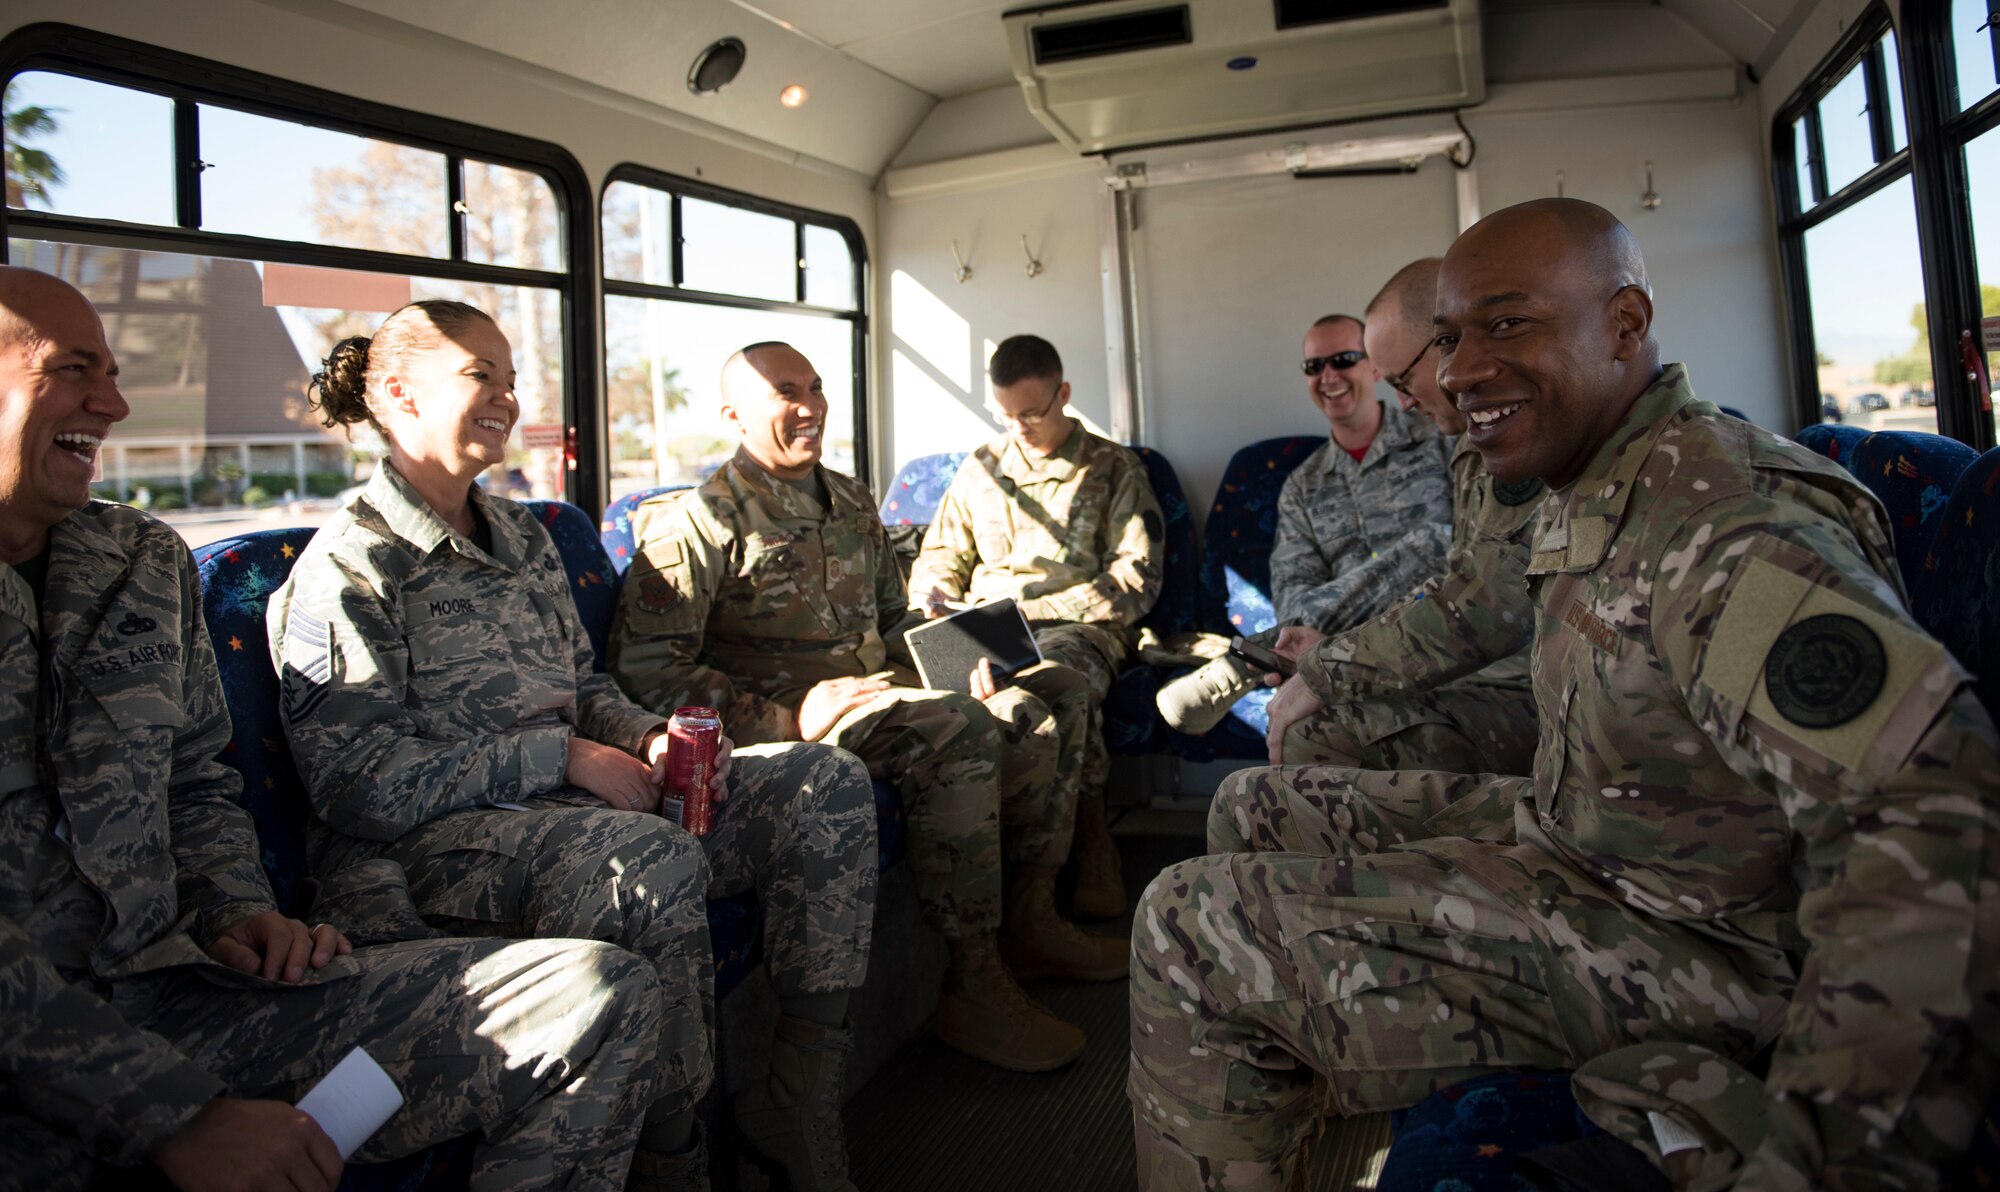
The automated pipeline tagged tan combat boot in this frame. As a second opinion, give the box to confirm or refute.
[1000,865,1129,982]
[1154,654,1263,735]
[627,1123,710,1192]
[733,1017,859,1192]
[1069,789,1126,920]
[933,934,1086,1072]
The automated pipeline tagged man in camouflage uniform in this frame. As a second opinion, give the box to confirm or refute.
[271,387,879,1190]
[0,266,664,1191]
[910,333,1163,919]
[1155,312,1453,734]
[1253,258,1539,782]
[607,341,1127,1076]
[1130,201,2000,1189]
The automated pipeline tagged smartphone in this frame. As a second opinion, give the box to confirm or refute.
[1229,635,1296,678]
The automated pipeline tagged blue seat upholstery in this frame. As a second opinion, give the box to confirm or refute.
[1794,422,1870,469]
[520,499,622,672]
[1103,446,1199,755]
[1846,432,1980,594]
[1376,1071,1601,1192]
[877,452,967,525]
[1912,447,2000,722]
[600,484,693,576]
[1180,436,1322,758]
[195,528,474,1192]
[1716,404,1750,421]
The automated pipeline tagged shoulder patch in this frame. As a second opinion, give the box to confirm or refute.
[1763,614,1885,729]
[637,573,679,614]
[1491,476,1546,507]
[280,609,332,723]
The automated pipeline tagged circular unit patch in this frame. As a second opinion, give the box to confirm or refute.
[1763,613,1886,729]
[1491,476,1546,507]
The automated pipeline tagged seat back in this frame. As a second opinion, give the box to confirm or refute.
[600,484,694,576]
[520,500,622,673]
[1716,405,1750,421]
[1131,446,1199,637]
[1912,447,2000,722]
[1846,431,1980,593]
[193,528,318,915]
[1197,436,1323,636]
[877,452,967,525]
[1794,422,1870,469]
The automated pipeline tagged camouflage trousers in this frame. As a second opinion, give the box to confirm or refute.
[1280,677,1538,778]
[1034,621,1131,801]
[322,742,875,1118]
[825,661,1089,938]
[4,937,661,1192]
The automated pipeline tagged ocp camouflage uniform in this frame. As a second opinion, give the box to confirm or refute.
[3,502,662,1191]
[606,450,1084,941]
[1132,366,2000,1189]
[1281,435,1540,775]
[910,422,1164,797]
[270,466,879,1119]
[1268,396,1453,636]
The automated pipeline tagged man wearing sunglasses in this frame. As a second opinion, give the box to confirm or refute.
[1155,312,1453,736]
[910,335,1163,919]
[1260,258,1541,778]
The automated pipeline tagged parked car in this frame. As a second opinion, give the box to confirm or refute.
[1912,388,1937,407]
[1820,396,1844,422]
[1852,391,1890,412]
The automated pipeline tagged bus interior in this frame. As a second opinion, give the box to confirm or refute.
[4,0,1998,1188]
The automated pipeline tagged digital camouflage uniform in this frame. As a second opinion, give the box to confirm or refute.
[270,467,879,1119]
[1133,366,2000,1190]
[3,503,663,1191]
[910,422,1164,798]
[1267,396,1454,636]
[606,450,1083,941]
[1281,435,1540,776]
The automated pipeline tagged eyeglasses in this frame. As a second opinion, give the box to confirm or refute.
[1300,350,1367,376]
[1382,339,1436,399]
[988,391,1064,429]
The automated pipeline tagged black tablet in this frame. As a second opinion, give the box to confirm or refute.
[904,598,1043,694]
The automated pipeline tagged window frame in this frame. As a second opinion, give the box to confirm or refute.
[0,21,605,503]
[598,163,871,492]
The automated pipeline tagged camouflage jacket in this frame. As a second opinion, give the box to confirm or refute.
[1417,365,2000,1187]
[908,424,1162,638]
[1270,397,1454,633]
[606,450,922,745]
[269,466,665,854]
[3,505,284,1163]
[1297,435,1538,703]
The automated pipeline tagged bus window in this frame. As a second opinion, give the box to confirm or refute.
[4,72,172,225]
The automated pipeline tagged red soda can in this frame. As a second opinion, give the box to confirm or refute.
[662,706,721,836]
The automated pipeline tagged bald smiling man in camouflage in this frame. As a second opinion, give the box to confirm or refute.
[1129,200,2000,1189]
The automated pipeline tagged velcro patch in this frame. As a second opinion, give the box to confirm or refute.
[282,609,332,723]
[1763,614,1885,729]
[637,573,679,614]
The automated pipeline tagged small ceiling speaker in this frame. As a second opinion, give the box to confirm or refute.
[689,38,747,95]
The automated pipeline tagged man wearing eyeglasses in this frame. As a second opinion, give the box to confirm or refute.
[1257,258,1540,780]
[1155,312,1453,735]
[910,334,1165,919]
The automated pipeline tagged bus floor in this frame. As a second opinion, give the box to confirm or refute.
[821,810,1394,1192]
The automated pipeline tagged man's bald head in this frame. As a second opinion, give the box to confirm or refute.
[0,266,129,561]
[1364,258,1460,432]
[1435,198,1662,487]
[1366,258,1441,330]
[719,340,827,480]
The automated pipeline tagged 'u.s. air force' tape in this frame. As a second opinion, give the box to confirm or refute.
[282,609,333,723]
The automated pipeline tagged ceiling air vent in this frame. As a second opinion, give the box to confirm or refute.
[1032,6,1193,65]
[1274,0,1448,30]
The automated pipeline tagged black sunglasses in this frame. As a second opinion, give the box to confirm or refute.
[1301,350,1367,376]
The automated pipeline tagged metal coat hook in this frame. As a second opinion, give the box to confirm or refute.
[1641,161,1661,211]
[950,239,973,284]
[1020,234,1043,279]
[1555,170,1566,198]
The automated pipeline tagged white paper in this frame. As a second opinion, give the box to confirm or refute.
[1648,1109,1704,1157]
[297,1047,404,1159]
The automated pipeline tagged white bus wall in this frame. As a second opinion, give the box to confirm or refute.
[874,2,1838,529]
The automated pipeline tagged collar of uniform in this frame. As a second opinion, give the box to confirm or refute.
[1525,363,1694,576]
[1311,398,1427,476]
[42,504,135,668]
[365,464,514,566]
[724,448,867,521]
[999,420,1086,483]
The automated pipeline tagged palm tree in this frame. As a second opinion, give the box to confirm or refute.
[3,81,65,209]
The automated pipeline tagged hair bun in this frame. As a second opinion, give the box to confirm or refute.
[309,336,374,428]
